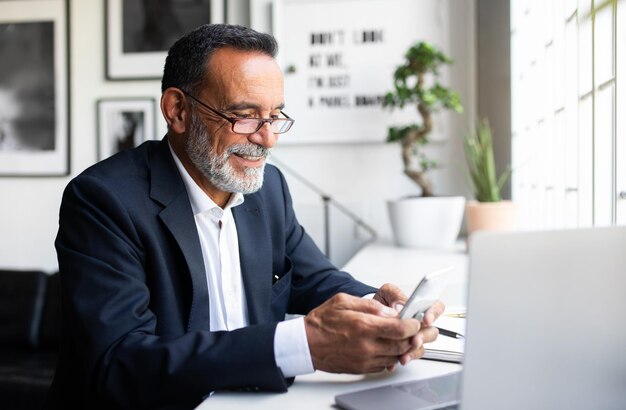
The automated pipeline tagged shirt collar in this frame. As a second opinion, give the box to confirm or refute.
[168,142,244,215]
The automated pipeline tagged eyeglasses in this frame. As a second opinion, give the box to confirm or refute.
[182,91,294,135]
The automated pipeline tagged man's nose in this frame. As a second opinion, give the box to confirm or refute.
[247,122,277,148]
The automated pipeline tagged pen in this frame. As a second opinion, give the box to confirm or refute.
[436,327,465,340]
[443,312,466,318]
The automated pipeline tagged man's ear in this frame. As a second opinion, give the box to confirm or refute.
[161,88,189,134]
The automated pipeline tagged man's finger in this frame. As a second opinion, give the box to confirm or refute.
[371,337,414,356]
[400,344,426,365]
[423,300,446,325]
[335,293,398,317]
[374,283,408,308]
[418,325,440,344]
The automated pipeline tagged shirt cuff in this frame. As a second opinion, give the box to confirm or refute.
[274,317,315,378]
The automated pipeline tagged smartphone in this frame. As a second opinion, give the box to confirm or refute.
[399,266,453,321]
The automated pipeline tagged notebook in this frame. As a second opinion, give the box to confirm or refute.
[336,226,626,410]
[422,315,464,363]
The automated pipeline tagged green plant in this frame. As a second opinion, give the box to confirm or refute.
[383,42,463,197]
[463,119,511,202]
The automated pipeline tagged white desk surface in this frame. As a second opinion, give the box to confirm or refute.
[343,241,468,307]
[198,360,461,409]
[196,242,468,409]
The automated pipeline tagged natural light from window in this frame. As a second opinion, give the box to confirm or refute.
[511,0,625,229]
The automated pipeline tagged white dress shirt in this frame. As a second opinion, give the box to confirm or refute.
[169,144,314,378]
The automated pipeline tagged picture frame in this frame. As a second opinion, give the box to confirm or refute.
[105,0,226,80]
[0,0,69,176]
[96,98,157,161]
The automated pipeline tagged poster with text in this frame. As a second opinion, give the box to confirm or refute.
[272,0,453,144]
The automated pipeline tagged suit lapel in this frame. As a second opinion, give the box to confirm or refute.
[149,139,210,332]
[233,194,272,325]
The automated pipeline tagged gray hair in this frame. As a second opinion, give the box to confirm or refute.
[161,24,278,94]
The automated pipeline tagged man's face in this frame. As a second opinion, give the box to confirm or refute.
[184,48,285,195]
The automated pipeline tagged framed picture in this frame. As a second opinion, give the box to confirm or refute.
[0,0,69,176]
[97,98,157,161]
[106,0,226,80]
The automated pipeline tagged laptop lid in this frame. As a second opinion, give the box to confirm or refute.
[461,226,626,410]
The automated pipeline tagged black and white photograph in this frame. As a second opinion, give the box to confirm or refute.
[97,98,156,160]
[106,0,225,80]
[0,0,69,176]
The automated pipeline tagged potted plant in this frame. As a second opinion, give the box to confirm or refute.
[463,118,516,236]
[383,41,465,249]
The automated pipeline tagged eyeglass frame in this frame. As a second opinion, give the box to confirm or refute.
[181,89,294,135]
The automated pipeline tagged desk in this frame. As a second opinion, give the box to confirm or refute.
[196,242,468,410]
[198,360,461,409]
[342,242,468,307]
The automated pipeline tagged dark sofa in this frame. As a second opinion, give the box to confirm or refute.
[0,270,60,410]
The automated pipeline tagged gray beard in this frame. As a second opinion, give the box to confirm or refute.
[185,111,270,194]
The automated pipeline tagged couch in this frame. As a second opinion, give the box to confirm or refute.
[0,270,60,409]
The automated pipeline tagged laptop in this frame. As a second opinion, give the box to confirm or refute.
[336,226,626,410]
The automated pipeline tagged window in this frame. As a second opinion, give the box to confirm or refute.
[511,0,625,228]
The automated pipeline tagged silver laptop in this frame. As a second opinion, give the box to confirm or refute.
[336,226,626,410]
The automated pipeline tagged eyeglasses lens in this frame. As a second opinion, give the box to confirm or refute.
[233,119,292,134]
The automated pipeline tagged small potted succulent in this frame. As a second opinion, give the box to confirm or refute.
[383,41,465,248]
[463,118,516,236]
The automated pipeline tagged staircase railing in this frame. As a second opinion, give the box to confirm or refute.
[271,156,377,266]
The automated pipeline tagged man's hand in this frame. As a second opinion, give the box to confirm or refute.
[304,293,421,374]
[373,283,445,326]
[374,283,446,367]
[373,283,409,312]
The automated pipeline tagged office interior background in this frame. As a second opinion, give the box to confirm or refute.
[0,0,624,272]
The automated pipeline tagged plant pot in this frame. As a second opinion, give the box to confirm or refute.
[465,200,517,237]
[387,196,466,249]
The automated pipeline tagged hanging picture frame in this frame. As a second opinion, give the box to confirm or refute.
[0,0,69,176]
[105,0,226,80]
[96,97,157,161]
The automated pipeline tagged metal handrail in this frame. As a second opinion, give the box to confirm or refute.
[270,156,378,260]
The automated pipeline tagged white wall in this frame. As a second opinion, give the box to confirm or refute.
[263,0,477,264]
[0,0,476,271]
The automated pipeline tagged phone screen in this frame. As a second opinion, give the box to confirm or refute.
[399,266,453,320]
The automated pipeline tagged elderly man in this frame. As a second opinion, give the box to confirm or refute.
[46,24,443,409]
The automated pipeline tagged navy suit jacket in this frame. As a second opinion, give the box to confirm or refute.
[46,138,376,409]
